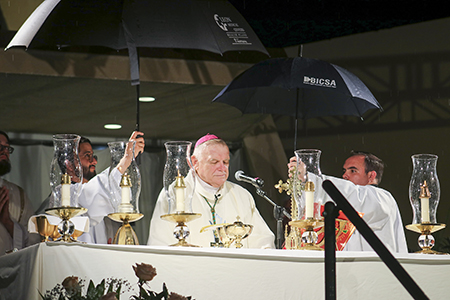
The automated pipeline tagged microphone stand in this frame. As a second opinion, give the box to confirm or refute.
[255,187,291,249]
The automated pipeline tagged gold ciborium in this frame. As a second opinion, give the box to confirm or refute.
[108,212,144,245]
[45,207,87,242]
[223,217,253,249]
[161,212,201,247]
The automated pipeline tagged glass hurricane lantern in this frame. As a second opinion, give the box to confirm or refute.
[406,154,447,254]
[107,140,143,245]
[46,134,87,242]
[289,149,324,250]
[160,141,201,247]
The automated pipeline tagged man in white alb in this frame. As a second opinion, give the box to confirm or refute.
[148,134,275,248]
[288,150,407,253]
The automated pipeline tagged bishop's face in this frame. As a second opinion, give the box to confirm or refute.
[193,143,230,188]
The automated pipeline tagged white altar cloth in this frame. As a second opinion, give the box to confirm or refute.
[1,242,449,300]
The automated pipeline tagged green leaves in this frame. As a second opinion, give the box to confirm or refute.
[40,264,194,299]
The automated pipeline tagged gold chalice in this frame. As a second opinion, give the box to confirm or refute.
[224,217,253,249]
[36,216,58,242]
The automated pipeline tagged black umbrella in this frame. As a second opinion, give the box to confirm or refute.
[6,0,269,130]
[212,57,382,148]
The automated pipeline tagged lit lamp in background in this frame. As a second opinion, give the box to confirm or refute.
[290,149,324,250]
[160,141,201,247]
[46,134,87,242]
[107,141,143,245]
[406,154,447,254]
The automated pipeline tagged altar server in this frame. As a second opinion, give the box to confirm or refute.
[288,151,408,253]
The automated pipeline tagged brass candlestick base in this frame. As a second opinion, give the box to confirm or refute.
[108,212,144,245]
[406,223,448,254]
[289,218,324,251]
[45,207,87,243]
[161,212,201,247]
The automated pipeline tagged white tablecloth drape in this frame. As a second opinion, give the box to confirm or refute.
[1,243,449,300]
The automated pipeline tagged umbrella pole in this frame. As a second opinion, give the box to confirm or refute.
[136,84,140,131]
[293,47,303,151]
[294,88,300,150]
[294,118,298,151]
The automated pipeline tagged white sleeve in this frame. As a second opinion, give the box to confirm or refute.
[147,189,177,246]
[79,168,115,227]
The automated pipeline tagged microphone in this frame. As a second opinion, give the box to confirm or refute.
[235,170,264,188]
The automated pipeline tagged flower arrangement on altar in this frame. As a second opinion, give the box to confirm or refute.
[39,263,194,300]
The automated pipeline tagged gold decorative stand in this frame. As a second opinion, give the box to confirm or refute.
[45,207,87,243]
[108,212,144,245]
[161,212,201,247]
[275,177,302,250]
[406,223,448,254]
[289,218,324,251]
[36,215,84,242]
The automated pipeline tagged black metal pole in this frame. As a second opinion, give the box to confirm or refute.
[322,180,429,300]
[274,206,284,249]
[136,83,140,131]
[323,201,338,300]
[255,188,291,249]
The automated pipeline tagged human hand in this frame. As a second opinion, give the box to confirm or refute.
[287,156,306,182]
[117,131,145,174]
[129,131,145,157]
[287,157,297,177]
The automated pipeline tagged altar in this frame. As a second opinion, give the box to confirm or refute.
[1,242,450,300]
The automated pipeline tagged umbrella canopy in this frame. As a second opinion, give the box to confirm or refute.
[213,57,381,120]
[6,0,269,129]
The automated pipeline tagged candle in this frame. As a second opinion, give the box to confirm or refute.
[304,181,315,219]
[61,173,71,207]
[174,171,186,212]
[120,173,132,204]
[420,181,431,223]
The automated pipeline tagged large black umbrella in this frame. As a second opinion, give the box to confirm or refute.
[6,0,269,130]
[212,57,382,147]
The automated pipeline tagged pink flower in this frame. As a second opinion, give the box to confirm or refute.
[132,263,157,282]
[168,292,189,300]
[61,276,81,296]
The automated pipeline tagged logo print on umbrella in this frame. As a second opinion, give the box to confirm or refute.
[303,76,337,88]
[214,14,229,31]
